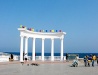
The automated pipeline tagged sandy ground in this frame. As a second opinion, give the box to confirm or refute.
[0,61,98,75]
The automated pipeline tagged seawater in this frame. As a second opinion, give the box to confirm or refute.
[5,52,98,58]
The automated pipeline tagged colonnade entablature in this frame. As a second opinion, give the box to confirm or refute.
[19,28,66,39]
[18,26,66,62]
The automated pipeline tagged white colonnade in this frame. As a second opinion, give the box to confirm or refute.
[18,28,66,62]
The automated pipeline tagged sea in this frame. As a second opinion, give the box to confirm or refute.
[4,52,98,58]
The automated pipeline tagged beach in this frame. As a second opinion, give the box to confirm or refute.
[0,61,98,75]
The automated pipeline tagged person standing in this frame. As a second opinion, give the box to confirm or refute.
[92,55,96,67]
[24,54,28,63]
[76,55,79,60]
[84,55,88,67]
[87,55,92,67]
[9,54,14,61]
[84,56,87,67]
[66,53,68,62]
[11,54,13,60]
[97,55,98,65]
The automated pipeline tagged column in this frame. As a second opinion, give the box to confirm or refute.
[32,38,36,61]
[20,36,24,62]
[42,38,45,61]
[25,37,28,58]
[51,38,54,61]
[61,38,64,61]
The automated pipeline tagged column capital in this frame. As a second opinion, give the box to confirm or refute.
[42,38,45,40]
[20,35,24,37]
[24,36,29,39]
[32,38,36,40]
[60,38,64,40]
[51,38,54,40]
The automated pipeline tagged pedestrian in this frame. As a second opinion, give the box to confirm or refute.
[9,54,14,61]
[84,56,87,67]
[87,55,92,67]
[24,54,28,63]
[66,53,68,62]
[96,55,98,65]
[76,55,79,60]
[92,55,96,67]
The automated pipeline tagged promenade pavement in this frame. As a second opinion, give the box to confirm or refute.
[0,61,98,75]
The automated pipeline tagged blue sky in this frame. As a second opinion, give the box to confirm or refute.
[0,0,98,53]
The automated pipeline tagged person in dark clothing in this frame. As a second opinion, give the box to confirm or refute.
[92,55,96,67]
[84,56,87,67]
[66,53,68,62]
[9,54,14,61]
[11,54,13,59]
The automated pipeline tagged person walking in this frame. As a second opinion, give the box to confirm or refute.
[84,56,87,67]
[66,53,68,62]
[92,55,96,67]
[87,55,92,67]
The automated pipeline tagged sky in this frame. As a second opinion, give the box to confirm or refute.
[0,0,98,53]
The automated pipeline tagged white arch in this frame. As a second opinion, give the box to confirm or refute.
[18,28,66,62]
